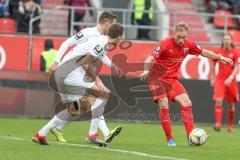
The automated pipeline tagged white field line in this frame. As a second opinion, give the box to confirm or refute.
[0,136,189,160]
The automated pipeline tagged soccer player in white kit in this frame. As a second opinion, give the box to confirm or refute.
[48,11,122,146]
[32,23,124,146]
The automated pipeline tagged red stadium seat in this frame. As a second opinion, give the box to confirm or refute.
[214,10,235,28]
[0,18,17,33]
[227,30,240,43]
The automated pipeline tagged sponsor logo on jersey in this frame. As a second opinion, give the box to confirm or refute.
[154,46,160,54]
[93,45,104,56]
[74,32,84,40]
[167,57,184,62]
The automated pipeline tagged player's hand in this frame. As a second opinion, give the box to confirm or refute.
[113,65,123,78]
[48,61,59,72]
[210,78,215,87]
[96,78,110,97]
[220,56,233,65]
[138,71,149,81]
[224,77,233,86]
[98,84,110,97]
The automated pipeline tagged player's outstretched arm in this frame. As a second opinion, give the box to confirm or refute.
[49,35,85,72]
[201,49,233,65]
[210,60,217,87]
[139,55,155,81]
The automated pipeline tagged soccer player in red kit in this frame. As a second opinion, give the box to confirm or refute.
[139,22,233,146]
[211,34,240,132]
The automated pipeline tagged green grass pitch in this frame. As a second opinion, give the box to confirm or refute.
[0,117,240,160]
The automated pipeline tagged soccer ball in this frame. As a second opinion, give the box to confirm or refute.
[189,128,208,146]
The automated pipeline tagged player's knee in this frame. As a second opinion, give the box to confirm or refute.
[79,97,92,114]
[179,97,192,107]
[67,99,92,115]
[67,102,81,115]
[215,100,223,105]
[158,99,169,109]
[228,103,235,110]
[184,99,192,106]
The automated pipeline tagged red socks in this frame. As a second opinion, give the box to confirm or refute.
[228,108,236,128]
[159,109,173,141]
[160,107,194,140]
[214,105,222,127]
[180,106,194,137]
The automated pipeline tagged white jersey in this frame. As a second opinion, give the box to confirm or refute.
[58,35,109,103]
[61,35,108,65]
[54,27,101,63]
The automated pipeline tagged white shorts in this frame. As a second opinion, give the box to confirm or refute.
[57,66,95,103]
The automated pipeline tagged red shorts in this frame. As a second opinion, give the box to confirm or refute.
[148,78,187,103]
[213,80,239,102]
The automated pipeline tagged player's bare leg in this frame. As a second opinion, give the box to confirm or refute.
[227,102,236,132]
[33,84,98,145]
[51,81,108,142]
[50,96,92,143]
[33,103,76,145]
[174,93,194,137]
[213,99,223,132]
[51,83,110,147]
[174,93,198,146]
[33,98,89,145]
[87,85,122,144]
[82,94,105,146]
[86,93,122,144]
[158,97,176,146]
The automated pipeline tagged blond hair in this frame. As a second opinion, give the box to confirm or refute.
[174,21,189,33]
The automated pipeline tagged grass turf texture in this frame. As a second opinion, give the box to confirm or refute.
[0,117,240,160]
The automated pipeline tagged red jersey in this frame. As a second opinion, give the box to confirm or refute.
[215,48,240,81]
[150,36,202,79]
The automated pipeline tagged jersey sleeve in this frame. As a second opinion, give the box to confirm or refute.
[54,32,88,63]
[150,42,165,58]
[188,41,202,56]
[101,55,112,67]
[212,49,220,63]
[73,30,88,44]
[88,44,106,59]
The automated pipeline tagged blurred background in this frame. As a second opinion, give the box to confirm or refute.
[0,0,240,124]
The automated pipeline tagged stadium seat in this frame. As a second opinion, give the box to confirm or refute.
[214,10,235,28]
[227,30,240,43]
[0,18,17,33]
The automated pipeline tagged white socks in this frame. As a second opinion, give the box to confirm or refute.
[89,118,99,135]
[88,97,110,137]
[88,116,110,137]
[38,116,64,136]
[38,109,72,136]
[98,115,110,137]
[55,121,71,131]
[39,97,111,138]
[91,98,107,118]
